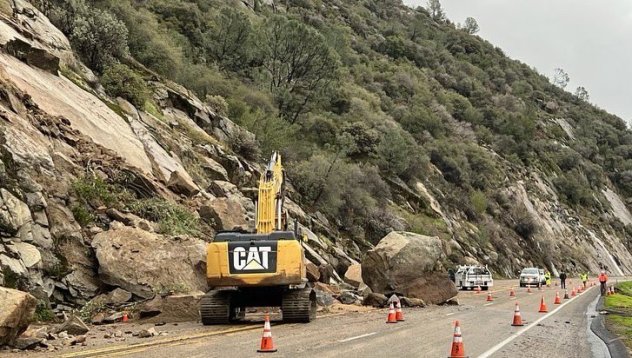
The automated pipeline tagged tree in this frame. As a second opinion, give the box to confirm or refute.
[70,7,129,72]
[552,68,570,89]
[101,63,148,107]
[256,16,340,123]
[575,86,589,101]
[462,17,479,34]
[426,0,446,22]
[206,8,253,71]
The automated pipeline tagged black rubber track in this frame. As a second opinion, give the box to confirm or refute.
[200,290,231,325]
[281,287,317,323]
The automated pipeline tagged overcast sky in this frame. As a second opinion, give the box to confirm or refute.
[403,0,632,124]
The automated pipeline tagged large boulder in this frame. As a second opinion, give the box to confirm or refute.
[344,264,363,288]
[0,287,37,346]
[199,197,248,230]
[5,38,60,74]
[91,227,207,299]
[361,231,456,305]
[137,291,204,322]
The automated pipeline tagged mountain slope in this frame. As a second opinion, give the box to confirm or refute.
[0,0,632,318]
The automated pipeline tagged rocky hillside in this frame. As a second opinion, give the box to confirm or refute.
[1,0,632,321]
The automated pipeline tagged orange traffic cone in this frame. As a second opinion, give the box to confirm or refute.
[509,288,516,298]
[571,288,576,297]
[448,320,467,358]
[554,292,561,305]
[122,312,129,322]
[578,286,583,293]
[563,289,570,299]
[538,296,548,313]
[257,313,277,353]
[386,302,397,324]
[511,303,524,326]
[486,292,493,302]
[395,301,405,322]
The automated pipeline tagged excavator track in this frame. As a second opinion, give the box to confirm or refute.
[200,290,232,325]
[281,287,317,323]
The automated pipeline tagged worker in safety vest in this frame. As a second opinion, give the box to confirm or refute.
[580,273,588,289]
[544,271,551,287]
[598,270,608,296]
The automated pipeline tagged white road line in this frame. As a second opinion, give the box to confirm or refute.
[446,312,456,316]
[338,332,377,343]
[478,286,594,358]
[484,302,494,306]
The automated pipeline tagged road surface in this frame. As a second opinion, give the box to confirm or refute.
[7,279,618,358]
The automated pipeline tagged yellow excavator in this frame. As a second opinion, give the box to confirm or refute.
[200,152,316,324]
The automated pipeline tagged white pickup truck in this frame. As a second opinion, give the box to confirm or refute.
[451,265,494,290]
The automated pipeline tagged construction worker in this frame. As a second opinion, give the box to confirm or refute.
[599,270,608,296]
[581,272,588,289]
[544,271,551,287]
[559,271,567,289]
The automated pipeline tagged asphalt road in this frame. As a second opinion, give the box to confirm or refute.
[35,278,617,358]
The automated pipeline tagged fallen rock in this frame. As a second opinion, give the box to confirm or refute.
[400,297,426,307]
[166,170,200,197]
[0,287,37,346]
[338,291,361,305]
[363,293,388,307]
[200,157,229,181]
[55,315,89,336]
[199,197,248,231]
[343,264,363,288]
[71,335,86,345]
[361,231,456,305]
[138,327,157,338]
[103,312,124,324]
[306,262,320,282]
[91,313,105,325]
[91,226,207,299]
[106,288,132,305]
[12,242,41,269]
[314,290,334,307]
[137,292,204,322]
[12,336,43,350]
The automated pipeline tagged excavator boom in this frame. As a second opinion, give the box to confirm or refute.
[256,152,285,234]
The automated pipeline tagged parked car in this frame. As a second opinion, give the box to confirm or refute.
[453,265,493,290]
[519,267,545,287]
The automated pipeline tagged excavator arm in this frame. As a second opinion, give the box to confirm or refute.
[256,151,286,234]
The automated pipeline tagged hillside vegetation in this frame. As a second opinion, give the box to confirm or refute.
[33,0,632,274]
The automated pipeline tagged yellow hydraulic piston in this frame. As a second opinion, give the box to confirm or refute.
[256,152,285,234]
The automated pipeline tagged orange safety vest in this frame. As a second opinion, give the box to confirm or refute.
[598,273,608,282]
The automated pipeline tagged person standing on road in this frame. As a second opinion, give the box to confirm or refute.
[599,270,608,296]
[559,271,567,289]
[581,272,588,289]
[545,271,552,287]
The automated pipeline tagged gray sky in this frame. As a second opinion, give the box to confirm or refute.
[403,0,632,124]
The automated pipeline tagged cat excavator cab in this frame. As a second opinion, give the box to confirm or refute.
[200,152,316,324]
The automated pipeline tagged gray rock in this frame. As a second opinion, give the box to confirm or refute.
[12,242,41,268]
[46,201,82,242]
[200,157,229,181]
[138,327,157,338]
[5,38,60,74]
[363,293,388,307]
[314,290,334,307]
[106,288,132,305]
[343,264,363,288]
[361,231,457,305]
[0,189,32,235]
[91,227,207,299]
[32,211,49,227]
[338,291,361,305]
[400,297,426,307]
[25,193,47,211]
[0,287,37,346]
[12,337,43,350]
[55,315,89,336]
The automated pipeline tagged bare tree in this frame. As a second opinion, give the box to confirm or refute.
[426,0,445,22]
[553,68,570,89]
[462,17,479,34]
[574,86,589,101]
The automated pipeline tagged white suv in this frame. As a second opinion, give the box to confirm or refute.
[519,267,544,287]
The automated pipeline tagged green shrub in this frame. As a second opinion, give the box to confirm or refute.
[101,63,149,107]
[71,204,94,226]
[72,176,118,208]
[205,95,228,116]
[35,301,55,322]
[128,198,200,236]
[470,190,488,216]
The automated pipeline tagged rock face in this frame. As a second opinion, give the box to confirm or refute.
[199,197,248,230]
[167,170,200,197]
[0,287,37,346]
[91,227,207,299]
[361,231,457,305]
[0,189,32,235]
